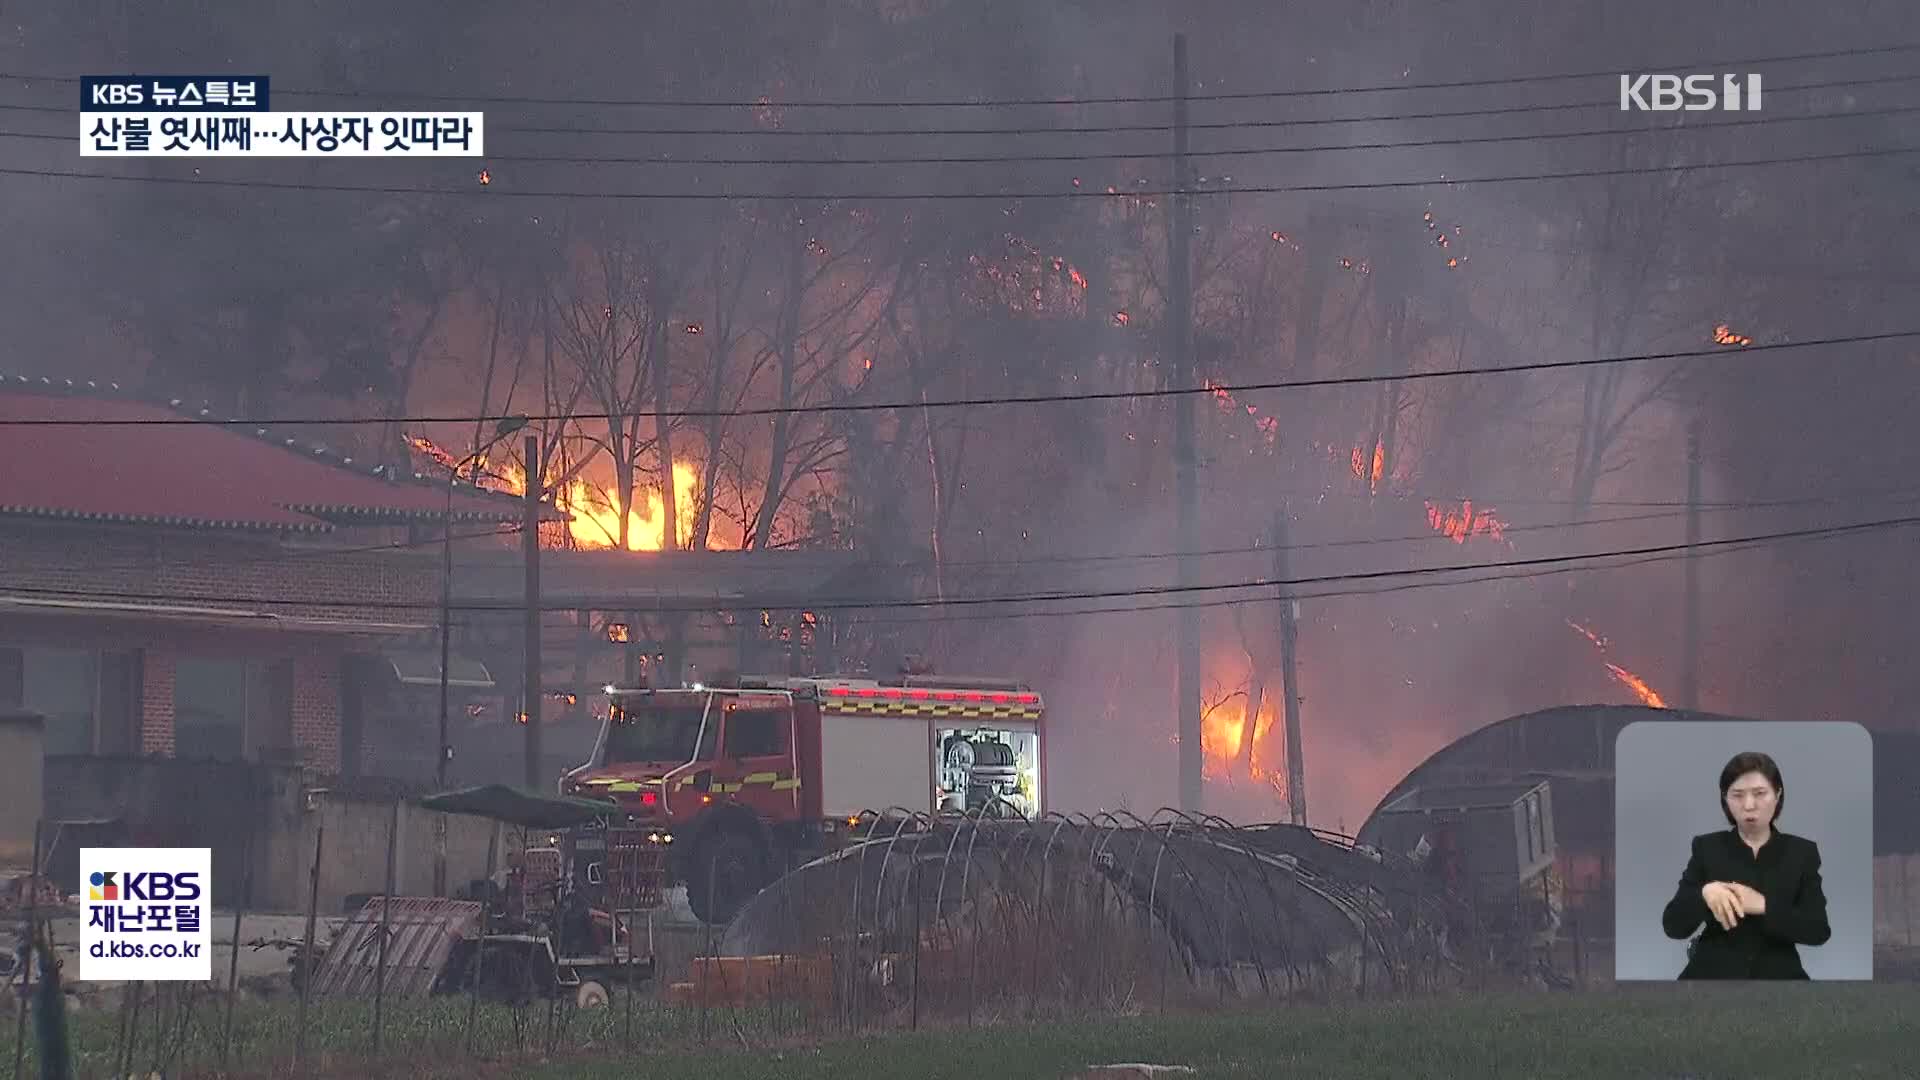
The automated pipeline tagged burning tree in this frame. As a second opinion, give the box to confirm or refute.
[1561,127,1716,523]
[547,211,698,552]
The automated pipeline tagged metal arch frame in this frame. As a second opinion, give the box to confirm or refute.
[705,805,1489,1024]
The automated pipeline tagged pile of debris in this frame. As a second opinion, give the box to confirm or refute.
[0,873,64,917]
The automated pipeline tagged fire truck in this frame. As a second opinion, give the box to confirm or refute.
[560,673,1046,924]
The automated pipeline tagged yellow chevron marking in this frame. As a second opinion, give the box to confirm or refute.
[820,699,1042,721]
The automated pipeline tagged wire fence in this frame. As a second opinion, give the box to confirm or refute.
[3,807,1910,1078]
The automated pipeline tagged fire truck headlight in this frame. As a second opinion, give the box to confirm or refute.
[648,832,661,844]
[664,833,674,844]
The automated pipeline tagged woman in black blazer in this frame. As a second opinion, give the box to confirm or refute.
[1660,750,1831,979]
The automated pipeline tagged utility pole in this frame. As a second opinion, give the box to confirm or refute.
[1681,416,1702,711]
[434,484,456,896]
[523,434,544,791]
[1170,33,1202,814]
[1271,504,1307,826]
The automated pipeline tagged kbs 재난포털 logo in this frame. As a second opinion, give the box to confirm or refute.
[77,847,213,982]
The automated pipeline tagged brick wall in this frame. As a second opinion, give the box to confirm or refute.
[0,519,460,773]
[293,652,341,766]
[141,649,175,756]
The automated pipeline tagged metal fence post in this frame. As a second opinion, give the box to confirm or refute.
[295,824,325,1074]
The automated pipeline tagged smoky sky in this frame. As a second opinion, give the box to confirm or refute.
[3,0,1916,825]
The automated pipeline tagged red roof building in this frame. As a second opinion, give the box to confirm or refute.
[0,375,529,773]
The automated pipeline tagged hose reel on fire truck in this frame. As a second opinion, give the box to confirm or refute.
[941,733,1022,814]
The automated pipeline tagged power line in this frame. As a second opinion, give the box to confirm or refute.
[480,105,1920,166]
[839,510,1901,625]
[6,144,1910,201]
[4,330,1910,428]
[4,43,1913,110]
[485,74,1920,138]
[4,513,1914,615]
[27,100,1909,167]
[907,492,1920,571]
[9,71,1915,134]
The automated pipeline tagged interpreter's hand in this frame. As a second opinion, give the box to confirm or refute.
[1728,881,1767,916]
[1701,881,1743,931]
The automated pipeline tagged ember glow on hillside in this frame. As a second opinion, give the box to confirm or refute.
[1567,619,1669,708]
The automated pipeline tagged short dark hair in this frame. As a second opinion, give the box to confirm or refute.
[1719,751,1785,826]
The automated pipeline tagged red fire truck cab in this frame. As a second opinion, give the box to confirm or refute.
[561,674,1046,924]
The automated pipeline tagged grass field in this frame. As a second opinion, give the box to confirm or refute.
[543,984,1920,1080]
[7,983,1916,1079]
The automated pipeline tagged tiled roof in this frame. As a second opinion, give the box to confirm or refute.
[0,374,536,532]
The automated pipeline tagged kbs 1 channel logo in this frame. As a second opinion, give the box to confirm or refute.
[78,848,213,982]
[1619,73,1762,112]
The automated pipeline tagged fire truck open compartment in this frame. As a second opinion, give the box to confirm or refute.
[935,725,1040,817]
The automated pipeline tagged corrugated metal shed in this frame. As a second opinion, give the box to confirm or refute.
[309,896,483,999]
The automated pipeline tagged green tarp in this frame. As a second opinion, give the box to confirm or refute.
[416,784,614,829]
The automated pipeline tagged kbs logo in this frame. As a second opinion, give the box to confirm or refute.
[87,82,145,106]
[89,870,203,901]
[78,847,212,982]
[1620,74,1762,112]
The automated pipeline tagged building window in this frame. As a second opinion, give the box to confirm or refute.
[173,658,291,761]
[10,649,101,755]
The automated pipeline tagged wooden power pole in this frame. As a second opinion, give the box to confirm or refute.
[1681,417,1702,711]
[1271,504,1307,825]
[1170,33,1202,813]
[523,434,544,791]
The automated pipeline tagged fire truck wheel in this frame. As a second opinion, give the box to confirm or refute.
[686,829,768,926]
[575,980,610,1009]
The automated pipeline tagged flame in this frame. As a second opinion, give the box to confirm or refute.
[406,434,460,474]
[1202,379,1279,448]
[1424,498,1509,545]
[1350,442,1385,493]
[1565,619,1608,650]
[509,461,703,552]
[1604,663,1668,708]
[1713,324,1752,346]
[1200,651,1284,785]
[969,235,1087,317]
[1567,619,1668,708]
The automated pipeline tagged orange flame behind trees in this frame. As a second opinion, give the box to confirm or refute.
[1199,647,1288,788]
[499,458,708,552]
[1423,498,1510,545]
[1349,442,1387,494]
[410,432,729,552]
